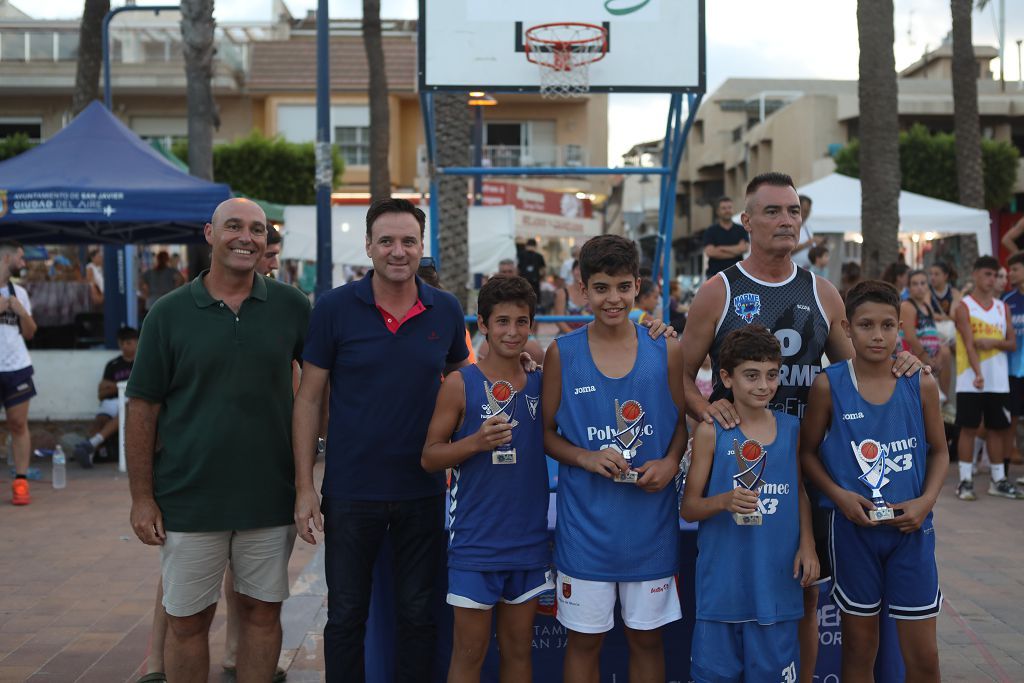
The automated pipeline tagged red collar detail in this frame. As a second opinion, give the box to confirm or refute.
[377,299,426,333]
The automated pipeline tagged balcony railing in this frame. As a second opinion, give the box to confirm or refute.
[474,144,588,168]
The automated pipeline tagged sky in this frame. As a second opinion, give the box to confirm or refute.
[32,0,1024,165]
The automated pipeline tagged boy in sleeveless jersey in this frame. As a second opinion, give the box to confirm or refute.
[1005,253,1024,477]
[952,256,1020,500]
[422,276,552,682]
[541,235,688,683]
[682,325,818,683]
[800,281,947,682]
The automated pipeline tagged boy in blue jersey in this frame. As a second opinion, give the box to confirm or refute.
[422,275,552,683]
[681,325,819,683]
[1004,253,1024,475]
[800,281,947,682]
[541,235,688,683]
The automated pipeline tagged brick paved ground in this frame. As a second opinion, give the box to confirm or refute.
[2,445,1023,681]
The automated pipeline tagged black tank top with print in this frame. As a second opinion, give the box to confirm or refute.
[709,263,830,419]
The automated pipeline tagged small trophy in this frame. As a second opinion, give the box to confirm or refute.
[732,438,767,525]
[612,399,645,483]
[485,380,519,464]
[851,439,893,521]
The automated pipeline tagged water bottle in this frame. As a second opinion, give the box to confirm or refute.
[52,445,66,490]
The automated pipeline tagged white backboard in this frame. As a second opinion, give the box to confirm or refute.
[419,0,705,93]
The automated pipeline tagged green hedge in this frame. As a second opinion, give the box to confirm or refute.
[0,134,36,162]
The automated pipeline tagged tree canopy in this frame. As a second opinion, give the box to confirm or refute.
[834,123,1019,210]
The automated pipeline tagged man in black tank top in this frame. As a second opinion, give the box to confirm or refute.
[680,172,923,683]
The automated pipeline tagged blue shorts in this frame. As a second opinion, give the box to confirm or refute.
[829,510,942,620]
[690,619,799,683]
[0,366,34,410]
[447,567,554,610]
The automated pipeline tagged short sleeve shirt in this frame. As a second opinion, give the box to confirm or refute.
[103,356,133,383]
[303,272,469,501]
[0,283,32,372]
[127,272,311,532]
[703,222,747,277]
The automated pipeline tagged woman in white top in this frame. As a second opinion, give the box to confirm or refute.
[85,248,103,307]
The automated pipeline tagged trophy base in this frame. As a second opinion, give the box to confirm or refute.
[492,449,517,465]
[868,506,894,521]
[613,470,639,484]
[733,511,762,526]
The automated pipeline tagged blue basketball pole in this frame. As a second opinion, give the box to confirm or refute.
[314,0,332,299]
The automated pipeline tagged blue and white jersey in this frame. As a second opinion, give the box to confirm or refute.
[553,323,680,582]
[696,412,804,624]
[820,361,928,511]
[448,365,550,571]
[1002,289,1024,378]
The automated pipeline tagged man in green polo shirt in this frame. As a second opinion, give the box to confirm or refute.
[127,198,310,682]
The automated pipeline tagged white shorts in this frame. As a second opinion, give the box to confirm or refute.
[98,398,119,418]
[160,525,296,617]
[555,571,682,634]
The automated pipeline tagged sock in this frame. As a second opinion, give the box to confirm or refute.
[88,434,104,448]
[991,463,1006,482]
[959,461,973,482]
[15,474,26,480]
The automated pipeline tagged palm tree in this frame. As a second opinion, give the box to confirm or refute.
[952,0,984,262]
[362,0,391,200]
[71,0,109,116]
[180,0,218,182]
[433,93,471,310]
[856,0,901,279]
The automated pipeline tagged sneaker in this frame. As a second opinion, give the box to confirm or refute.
[988,478,1024,499]
[11,478,30,505]
[956,479,977,501]
[1017,475,1024,486]
[73,441,94,469]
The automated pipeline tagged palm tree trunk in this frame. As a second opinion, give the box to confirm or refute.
[180,0,218,182]
[71,0,110,116]
[857,0,901,279]
[951,0,984,263]
[433,93,471,310]
[363,0,391,201]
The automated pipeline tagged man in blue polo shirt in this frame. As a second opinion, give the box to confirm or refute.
[293,197,470,681]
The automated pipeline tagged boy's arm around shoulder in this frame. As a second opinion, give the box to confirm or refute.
[421,370,511,472]
[888,373,948,533]
[636,338,688,492]
[679,421,758,522]
[542,341,629,479]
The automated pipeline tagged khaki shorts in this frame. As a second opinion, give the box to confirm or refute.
[161,524,296,617]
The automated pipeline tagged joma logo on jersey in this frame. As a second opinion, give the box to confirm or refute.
[842,412,865,421]
[587,423,654,442]
[732,293,761,324]
[574,385,596,395]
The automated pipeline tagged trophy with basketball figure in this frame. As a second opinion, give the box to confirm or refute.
[851,438,894,521]
[612,399,645,483]
[732,438,767,525]
[484,380,519,464]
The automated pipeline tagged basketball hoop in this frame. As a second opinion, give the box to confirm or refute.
[525,22,608,98]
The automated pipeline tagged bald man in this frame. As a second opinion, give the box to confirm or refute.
[127,199,311,682]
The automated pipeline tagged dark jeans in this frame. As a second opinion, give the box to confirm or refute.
[322,494,445,683]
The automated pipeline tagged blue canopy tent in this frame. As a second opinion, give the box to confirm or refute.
[0,101,232,346]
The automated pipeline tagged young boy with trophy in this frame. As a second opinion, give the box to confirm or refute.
[541,235,688,683]
[800,281,947,681]
[421,275,552,682]
[681,325,818,682]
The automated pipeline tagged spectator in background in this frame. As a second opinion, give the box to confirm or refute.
[630,277,660,324]
[553,260,589,336]
[260,226,283,278]
[560,244,581,287]
[881,262,911,299]
[702,196,748,278]
[996,266,1008,295]
[839,261,862,301]
[1003,253,1024,470]
[0,241,37,506]
[141,251,185,312]
[518,238,546,301]
[792,194,825,270]
[1001,215,1023,256]
[928,261,960,316]
[73,326,138,468]
[900,270,951,401]
[86,248,104,307]
[807,245,830,278]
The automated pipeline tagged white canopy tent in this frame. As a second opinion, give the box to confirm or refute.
[281,204,517,285]
[797,173,992,255]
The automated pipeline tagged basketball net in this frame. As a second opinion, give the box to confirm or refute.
[525,23,607,99]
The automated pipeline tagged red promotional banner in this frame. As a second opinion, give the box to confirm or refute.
[482,181,593,218]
